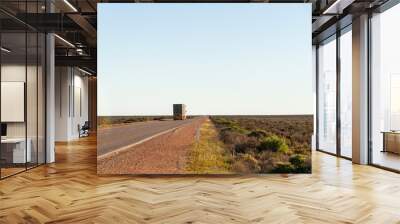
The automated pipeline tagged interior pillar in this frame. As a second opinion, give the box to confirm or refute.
[45,1,55,163]
[352,14,369,164]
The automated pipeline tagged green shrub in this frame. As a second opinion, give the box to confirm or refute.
[258,135,289,153]
[234,143,256,154]
[211,117,248,134]
[222,123,247,134]
[289,154,304,167]
[271,162,294,173]
[248,129,269,139]
[289,154,311,173]
[212,117,236,127]
[234,144,246,154]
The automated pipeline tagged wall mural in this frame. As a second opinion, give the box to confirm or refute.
[97,3,313,174]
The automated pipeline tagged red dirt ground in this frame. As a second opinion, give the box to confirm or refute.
[97,118,206,174]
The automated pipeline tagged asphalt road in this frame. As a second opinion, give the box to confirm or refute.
[97,118,201,156]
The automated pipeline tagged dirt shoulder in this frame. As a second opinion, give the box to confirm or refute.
[97,117,206,174]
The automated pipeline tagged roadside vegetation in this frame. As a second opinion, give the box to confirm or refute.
[186,119,232,174]
[210,116,312,173]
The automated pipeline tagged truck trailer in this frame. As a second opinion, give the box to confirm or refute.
[173,104,187,120]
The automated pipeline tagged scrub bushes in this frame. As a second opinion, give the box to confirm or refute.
[210,116,312,174]
[258,135,289,153]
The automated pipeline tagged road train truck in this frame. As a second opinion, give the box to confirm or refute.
[173,104,187,120]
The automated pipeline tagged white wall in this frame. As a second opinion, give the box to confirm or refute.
[55,67,89,141]
[72,73,89,138]
[55,66,69,141]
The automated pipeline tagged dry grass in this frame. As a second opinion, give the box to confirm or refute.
[210,116,312,173]
[186,119,232,174]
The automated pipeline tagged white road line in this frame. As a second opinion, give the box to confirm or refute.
[97,117,205,161]
[97,126,180,161]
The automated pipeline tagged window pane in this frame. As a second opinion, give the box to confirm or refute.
[318,37,337,154]
[340,29,352,158]
[371,3,400,171]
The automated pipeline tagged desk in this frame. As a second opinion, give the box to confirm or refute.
[382,131,400,154]
[1,138,31,163]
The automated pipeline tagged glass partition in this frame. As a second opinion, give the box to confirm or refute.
[0,1,46,179]
[317,36,337,154]
[27,30,38,169]
[0,31,28,177]
[38,32,46,165]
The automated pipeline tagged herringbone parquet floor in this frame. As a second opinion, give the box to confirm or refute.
[1,135,400,224]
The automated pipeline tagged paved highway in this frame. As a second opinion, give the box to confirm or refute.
[97,117,202,156]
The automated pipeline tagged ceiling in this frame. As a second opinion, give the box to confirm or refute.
[0,0,394,75]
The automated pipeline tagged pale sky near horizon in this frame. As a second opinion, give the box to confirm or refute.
[98,4,312,116]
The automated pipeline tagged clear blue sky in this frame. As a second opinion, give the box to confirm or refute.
[98,4,312,116]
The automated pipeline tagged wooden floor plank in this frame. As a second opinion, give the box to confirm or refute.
[0,135,399,223]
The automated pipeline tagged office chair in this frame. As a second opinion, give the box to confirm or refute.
[79,121,90,138]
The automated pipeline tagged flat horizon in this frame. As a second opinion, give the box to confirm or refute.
[98,114,314,117]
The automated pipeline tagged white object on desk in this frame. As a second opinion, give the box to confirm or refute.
[1,138,31,163]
